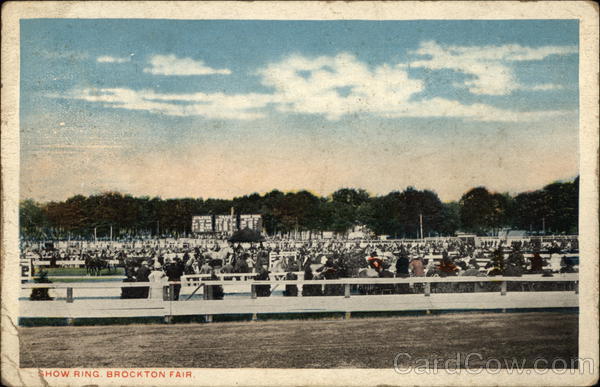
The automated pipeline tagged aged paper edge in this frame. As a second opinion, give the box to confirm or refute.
[1,1,598,386]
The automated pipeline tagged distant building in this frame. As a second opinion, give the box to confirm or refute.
[191,213,262,235]
[239,214,262,232]
[215,215,235,234]
[191,215,213,233]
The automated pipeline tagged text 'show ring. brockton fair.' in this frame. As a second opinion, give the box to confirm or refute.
[1,2,598,387]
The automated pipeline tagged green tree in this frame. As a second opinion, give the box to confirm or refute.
[459,187,510,235]
[331,188,370,207]
[19,199,48,238]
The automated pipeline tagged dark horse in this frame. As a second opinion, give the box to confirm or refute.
[84,253,112,276]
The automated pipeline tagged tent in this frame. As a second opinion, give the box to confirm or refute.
[228,227,265,243]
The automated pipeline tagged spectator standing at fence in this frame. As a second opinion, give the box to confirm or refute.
[283,271,298,296]
[49,250,58,268]
[548,252,562,273]
[438,256,459,277]
[302,265,322,296]
[135,261,151,298]
[395,252,410,278]
[461,259,486,292]
[148,266,167,299]
[207,270,224,300]
[560,256,576,273]
[165,258,184,300]
[254,265,271,297]
[367,251,383,273]
[321,260,343,296]
[528,250,544,273]
[486,247,505,276]
[200,260,212,274]
[233,253,250,273]
[256,248,269,269]
[120,274,138,299]
[408,255,425,277]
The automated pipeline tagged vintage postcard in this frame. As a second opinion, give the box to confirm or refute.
[1,1,598,386]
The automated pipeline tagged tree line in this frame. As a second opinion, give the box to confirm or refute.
[19,177,578,240]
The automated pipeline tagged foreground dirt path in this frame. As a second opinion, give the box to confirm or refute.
[20,312,577,368]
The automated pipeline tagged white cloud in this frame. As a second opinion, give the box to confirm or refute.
[143,54,231,76]
[60,88,272,120]
[52,51,575,122]
[258,53,424,120]
[527,83,564,91]
[385,97,572,122]
[257,52,572,122]
[409,41,577,95]
[97,55,131,64]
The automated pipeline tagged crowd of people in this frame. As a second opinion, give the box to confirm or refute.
[22,236,578,300]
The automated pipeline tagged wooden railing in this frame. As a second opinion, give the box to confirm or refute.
[20,274,578,322]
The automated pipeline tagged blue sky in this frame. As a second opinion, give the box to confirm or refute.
[20,19,579,202]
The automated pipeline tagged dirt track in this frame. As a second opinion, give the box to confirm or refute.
[20,312,577,368]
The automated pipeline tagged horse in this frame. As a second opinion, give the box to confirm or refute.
[83,253,94,276]
[84,254,110,276]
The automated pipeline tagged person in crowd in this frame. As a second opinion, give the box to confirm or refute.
[135,261,151,298]
[529,250,545,273]
[438,255,459,277]
[395,252,410,278]
[120,274,138,299]
[560,256,577,273]
[148,265,167,300]
[320,259,343,296]
[486,247,505,276]
[164,258,184,300]
[221,260,234,273]
[256,247,269,268]
[283,271,299,296]
[408,255,425,277]
[49,250,58,268]
[505,246,526,276]
[459,259,486,292]
[206,270,224,300]
[254,265,271,297]
[367,251,383,273]
[233,253,250,273]
[29,270,53,301]
[199,260,212,274]
[302,265,322,296]
[548,251,563,273]
[461,259,481,277]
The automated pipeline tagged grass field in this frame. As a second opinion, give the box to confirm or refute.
[20,311,577,368]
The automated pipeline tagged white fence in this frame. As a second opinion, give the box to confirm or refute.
[20,274,578,321]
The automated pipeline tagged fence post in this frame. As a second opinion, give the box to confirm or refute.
[424,282,431,297]
[204,283,214,323]
[169,284,175,301]
[251,284,257,299]
[66,287,74,303]
[344,283,350,298]
[501,281,507,296]
[163,285,173,324]
[202,284,208,300]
